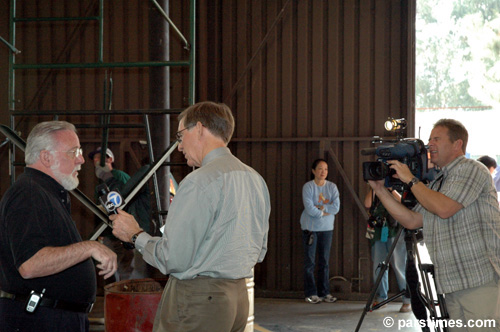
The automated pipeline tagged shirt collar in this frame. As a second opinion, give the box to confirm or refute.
[439,155,465,178]
[24,167,67,196]
[435,155,465,181]
[201,147,232,166]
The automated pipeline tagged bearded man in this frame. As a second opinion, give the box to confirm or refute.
[0,121,117,332]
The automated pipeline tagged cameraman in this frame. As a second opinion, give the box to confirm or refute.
[368,119,500,330]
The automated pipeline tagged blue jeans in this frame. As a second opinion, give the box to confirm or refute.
[371,232,410,304]
[302,230,333,298]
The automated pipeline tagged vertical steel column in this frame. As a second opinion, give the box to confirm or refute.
[143,114,162,232]
[8,0,17,185]
[188,0,196,104]
[149,0,171,226]
[98,0,104,63]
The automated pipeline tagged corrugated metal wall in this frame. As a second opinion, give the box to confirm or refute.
[0,0,416,297]
[196,0,415,296]
[1,0,191,238]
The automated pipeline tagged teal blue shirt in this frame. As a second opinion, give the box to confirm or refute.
[134,147,271,280]
[300,180,340,231]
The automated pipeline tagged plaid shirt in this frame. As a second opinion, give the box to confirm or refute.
[415,156,500,294]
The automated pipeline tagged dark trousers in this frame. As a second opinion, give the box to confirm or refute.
[302,230,333,298]
[0,298,89,332]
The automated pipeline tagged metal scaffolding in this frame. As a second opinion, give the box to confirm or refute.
[3,0,196,228]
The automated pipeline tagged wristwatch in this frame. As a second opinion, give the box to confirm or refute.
[407,177,420,189]
[131,230,144,245]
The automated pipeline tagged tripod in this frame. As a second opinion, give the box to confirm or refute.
[355,227,449,332]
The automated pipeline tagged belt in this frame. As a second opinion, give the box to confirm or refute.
[0,290,94,313]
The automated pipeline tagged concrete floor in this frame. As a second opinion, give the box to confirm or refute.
[90,296,422,331]
[253,298,420,332]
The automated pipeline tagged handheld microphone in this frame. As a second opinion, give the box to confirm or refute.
[97,183,135,249]
[97,184,122,214]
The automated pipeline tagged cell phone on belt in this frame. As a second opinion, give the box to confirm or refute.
[25,288,45,313]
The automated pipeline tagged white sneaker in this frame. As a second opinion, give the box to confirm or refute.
[305,295,321,304]
[321,294,337,303]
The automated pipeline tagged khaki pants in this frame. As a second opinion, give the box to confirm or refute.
[153,276,249,332]
[446,277,500,331]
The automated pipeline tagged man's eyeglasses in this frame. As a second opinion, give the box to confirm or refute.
[54,148,83,159]
[175,125,195,143]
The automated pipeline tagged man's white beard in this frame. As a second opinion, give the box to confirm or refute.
[51,160,80,191]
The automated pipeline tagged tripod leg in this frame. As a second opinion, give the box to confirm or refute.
[406,252,428,320]
[405,231,431,331]
[406,230,454,332]
[355,227,405,332]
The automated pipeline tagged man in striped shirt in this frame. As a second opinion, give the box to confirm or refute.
[368,119,500,331]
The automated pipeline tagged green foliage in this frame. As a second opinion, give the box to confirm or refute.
[416,0,500,109]
[451,0,500,21]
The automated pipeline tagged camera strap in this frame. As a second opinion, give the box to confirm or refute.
[430,173,445,192]
[369,191,379,215]
[369,194,389,220]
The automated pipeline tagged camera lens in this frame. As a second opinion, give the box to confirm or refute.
[370,163,384,178]
[363,161,389,181]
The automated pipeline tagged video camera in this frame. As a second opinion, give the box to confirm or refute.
[361,118,436,207]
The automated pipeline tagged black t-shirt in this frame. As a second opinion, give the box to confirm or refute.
[0,168,96,303]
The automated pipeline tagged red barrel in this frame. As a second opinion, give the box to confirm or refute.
[104,278,168,332]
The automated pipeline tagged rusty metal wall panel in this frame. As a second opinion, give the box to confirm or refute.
[198,0,415,296]
[1,0,190,237]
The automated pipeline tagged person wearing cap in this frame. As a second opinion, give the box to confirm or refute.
[89,146,151,281]
[88,147,130,187]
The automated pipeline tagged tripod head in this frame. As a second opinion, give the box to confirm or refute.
[404,228,424,248]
